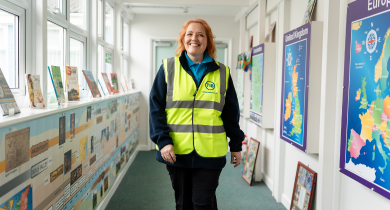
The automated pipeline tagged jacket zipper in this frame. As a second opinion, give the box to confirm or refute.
[192,88,198,167]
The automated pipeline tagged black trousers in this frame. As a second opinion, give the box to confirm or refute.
[166,165,222,210]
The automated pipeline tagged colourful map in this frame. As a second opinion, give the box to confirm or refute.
[236,69,244,116]
[343,10,390,193]
[281,39,307,146]
[249,44,264,126]
[0,185,32,210]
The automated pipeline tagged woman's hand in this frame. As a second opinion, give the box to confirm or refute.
[161,144,176,164]
[231,152,241,167]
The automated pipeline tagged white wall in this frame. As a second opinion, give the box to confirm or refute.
[129,14,240,149]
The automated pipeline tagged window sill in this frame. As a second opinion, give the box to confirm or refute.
[0,90,140,129]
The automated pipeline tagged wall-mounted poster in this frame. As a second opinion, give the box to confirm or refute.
[290,162,317,210]
[249,44,264,126]
[280,23,311,152]
[242,138,260,186]
[340,1,390,200]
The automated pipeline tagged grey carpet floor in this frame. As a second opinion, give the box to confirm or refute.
[106,151,286,210]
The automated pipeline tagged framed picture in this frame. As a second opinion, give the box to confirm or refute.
[290,162,317,210]
[242,137,260,186]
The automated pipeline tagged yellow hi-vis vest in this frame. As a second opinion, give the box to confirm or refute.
[156,56,230,157]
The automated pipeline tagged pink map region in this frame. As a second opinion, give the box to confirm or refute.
[350,129,366,159]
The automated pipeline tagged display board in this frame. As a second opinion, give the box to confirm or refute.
[280,24,311,151]
[340,1,390,200]
[0,93,140,210]
[249,44,264,126]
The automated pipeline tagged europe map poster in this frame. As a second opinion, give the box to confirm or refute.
[340,1,390,200]
[280,23,311,151]
[249,44,264,127]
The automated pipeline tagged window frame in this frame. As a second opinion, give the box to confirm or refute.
[69,32,87,89]
[47,0,67,20]
[0,0,27,95]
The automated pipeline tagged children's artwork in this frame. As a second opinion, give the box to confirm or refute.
[83,70,102,98]
[70,113,76,139]
[5,127,30,172]
[265,21,276,42]
[64,150,72,174]
[302,0,317,25]
[121,75,129,92]
[110,73,119,93]
[65,66,80,101]
[242,138,260,185]
[87,106,92,122]
[290,162,317,210]
[102,73,114,94]
[59,116,65,145]
[26,74,45,108]
[49,66,66,103]
[241,50,252,72]
[0,68,20,116]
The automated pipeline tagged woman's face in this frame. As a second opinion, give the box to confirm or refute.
[184,23,207,58]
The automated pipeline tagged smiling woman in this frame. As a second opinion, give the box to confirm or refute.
[149,18,245,210]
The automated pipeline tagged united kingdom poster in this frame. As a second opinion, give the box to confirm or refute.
[340,1,390,200]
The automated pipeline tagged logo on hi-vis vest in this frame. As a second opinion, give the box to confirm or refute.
[205,81,215,90]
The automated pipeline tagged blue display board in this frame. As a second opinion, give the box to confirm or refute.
[280,23,311,152]
[340,0,390,200]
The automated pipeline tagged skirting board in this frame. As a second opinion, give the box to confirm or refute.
[262,173,273,191]
[96,146,140,210]
[137,144,150,151]
[282,193,291,209]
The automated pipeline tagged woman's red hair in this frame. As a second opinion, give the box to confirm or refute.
[175,19,216,60]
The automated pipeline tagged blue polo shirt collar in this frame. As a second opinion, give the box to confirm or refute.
[185,51,213,66]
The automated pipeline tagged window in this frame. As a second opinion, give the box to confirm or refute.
[105,1,114,45]
[47,0,63,13]
[69,38,85,85]
[47,21,65,94]
[98,44,103,75]
[70,0,86,30]
[122,19,129,53]
[0,10,18,89]
[105,51,113,74]
[98,0,103,38]
[122,57,128,79]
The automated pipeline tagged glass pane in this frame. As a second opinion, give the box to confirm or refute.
[70,0,85,29]
[47,21,65,94]
[70,38,84,85]
[98,0,103,38]
[98,45,103,74]
[0,10,18,89]
[105,52,112,74]
[48,0,62,13]
[105,1,114,44]
[123,21,129,53]
[122,58,128,79]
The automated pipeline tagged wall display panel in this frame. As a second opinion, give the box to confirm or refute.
[249,44,264,126]
[236,54,245,117]
[0,93,140,209]
[280,22,322,153]
[340,0,390,200]
[250,43,276,128]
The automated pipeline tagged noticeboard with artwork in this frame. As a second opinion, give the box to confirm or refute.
[242,138,260,186]
[290,162,317,210]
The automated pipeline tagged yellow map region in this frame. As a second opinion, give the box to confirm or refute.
[355,88,361,101]
[0,200,13,210]
[352,21,362,30]
[79,136,88,162]
[360,111,375,142]
[292,65,298,97]
[374,28,390,82]
[284,93,292,121]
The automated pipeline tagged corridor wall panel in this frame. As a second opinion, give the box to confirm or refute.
[0,92,140,210]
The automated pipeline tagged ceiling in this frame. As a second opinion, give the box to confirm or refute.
[126,4,245,16]
[121,0,253,16]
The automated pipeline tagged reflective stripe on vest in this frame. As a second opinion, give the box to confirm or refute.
[157,56,229,158]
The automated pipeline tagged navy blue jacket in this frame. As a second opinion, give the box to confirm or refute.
[149,51,244,169]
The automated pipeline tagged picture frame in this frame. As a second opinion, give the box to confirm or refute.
[290,162,317,210]
[242,137,260,186]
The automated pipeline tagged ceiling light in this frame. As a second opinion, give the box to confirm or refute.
[182,7,188,13]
